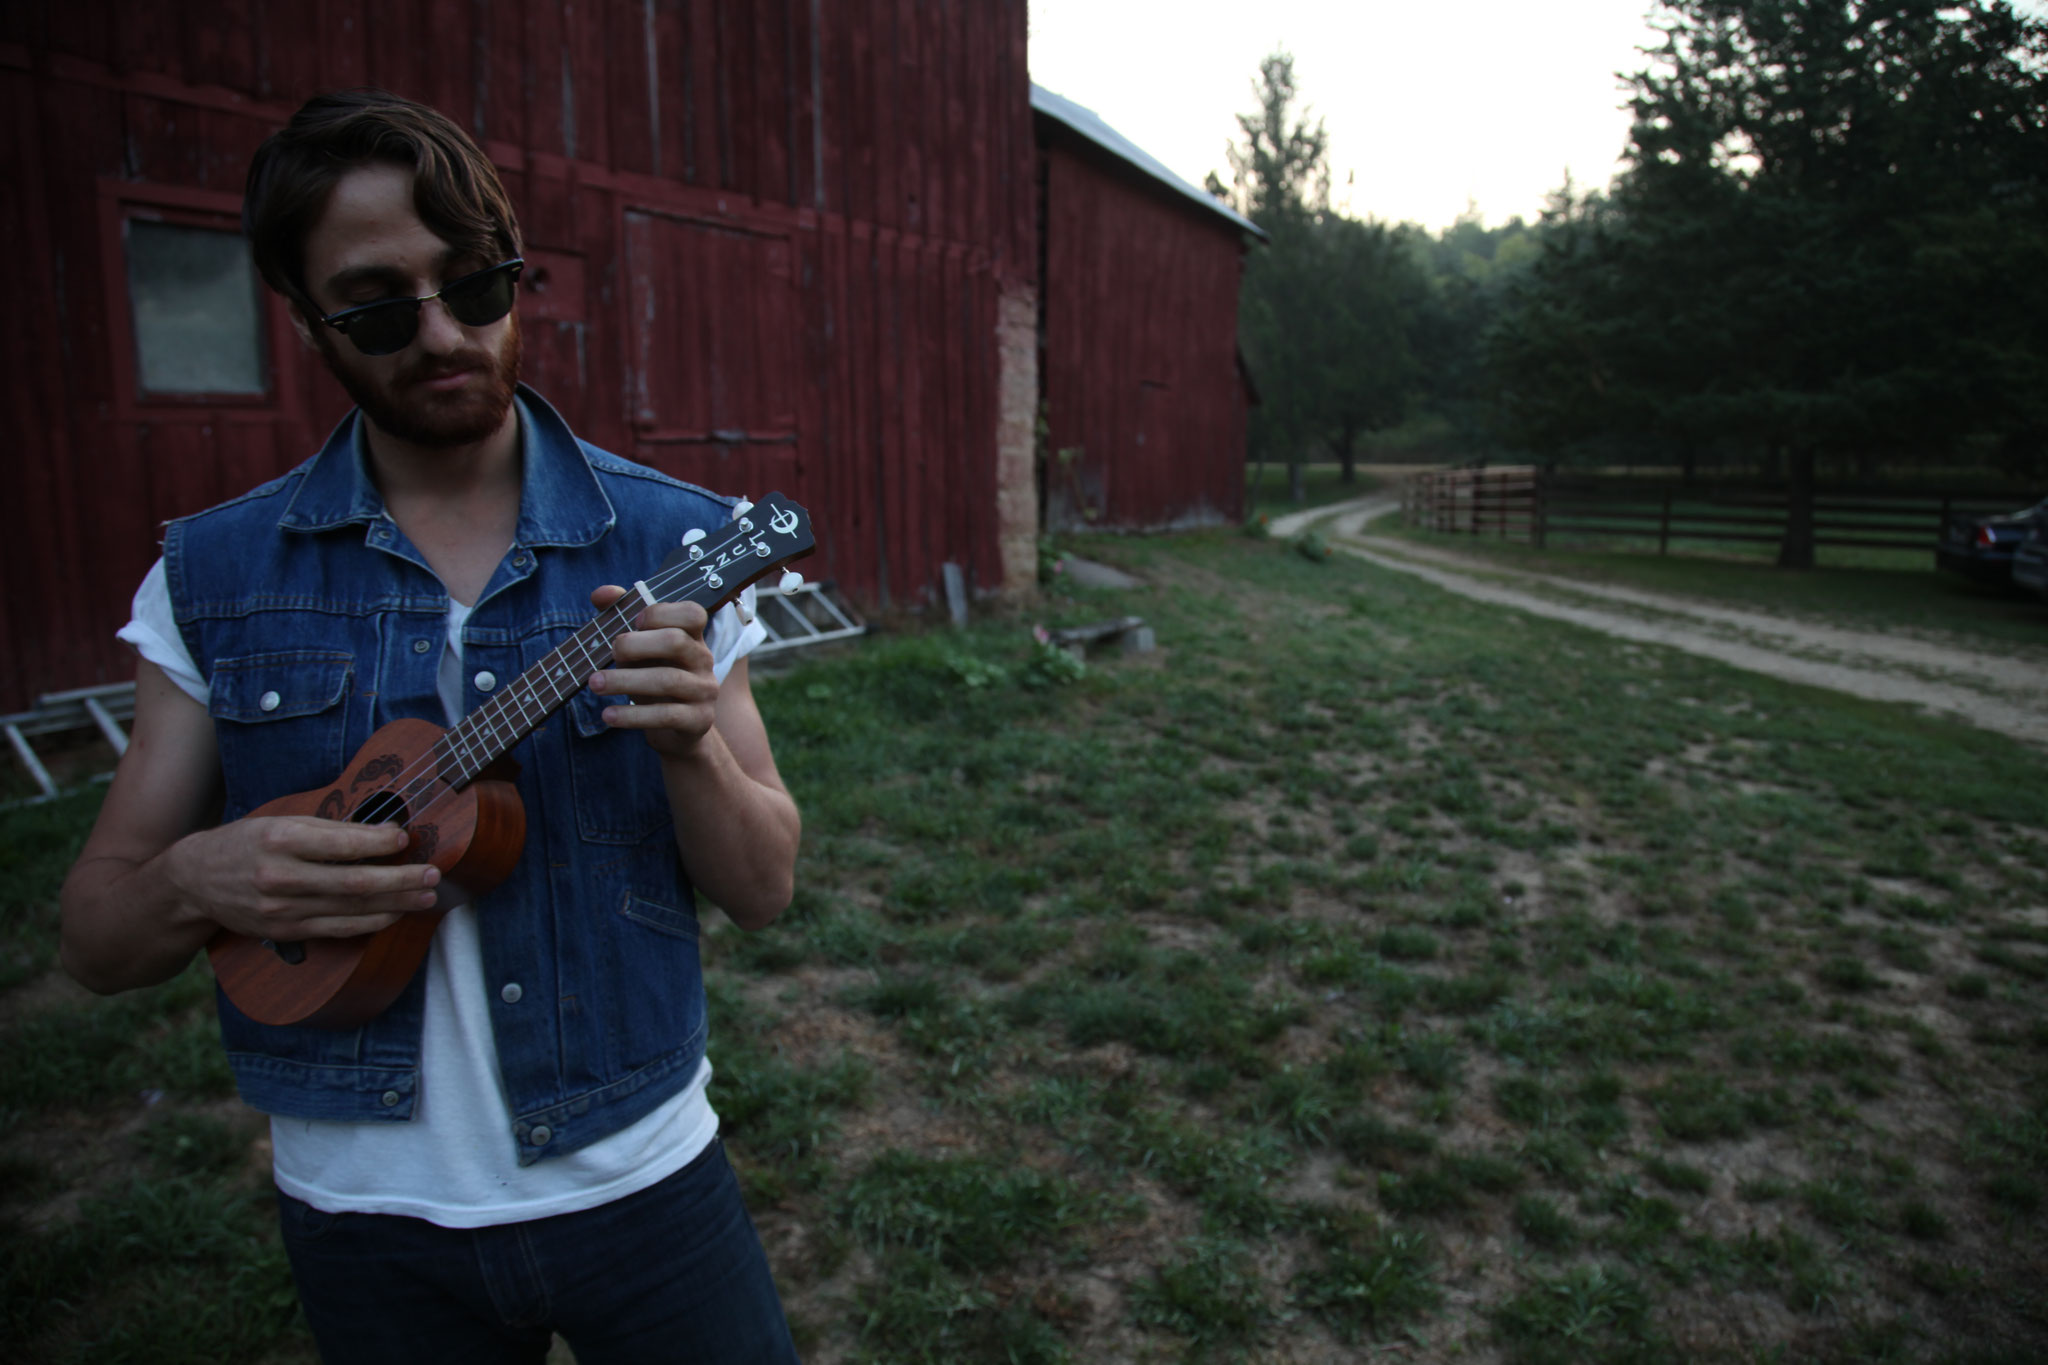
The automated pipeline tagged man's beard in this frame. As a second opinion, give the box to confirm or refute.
[313,312,522,449]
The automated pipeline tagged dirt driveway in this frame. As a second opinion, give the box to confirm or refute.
[1276,495,2048,747]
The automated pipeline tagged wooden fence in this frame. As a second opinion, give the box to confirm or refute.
[1400,466,1541,541]
[1402,469,2032,554]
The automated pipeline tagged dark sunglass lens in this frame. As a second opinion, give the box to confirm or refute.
[345,302,421,357]
[443,267,519,328]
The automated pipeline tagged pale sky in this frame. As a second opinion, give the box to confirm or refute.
[1027,0,1680,231]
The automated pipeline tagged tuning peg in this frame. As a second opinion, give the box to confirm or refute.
[737,595,756,625]
[779,569,804,595]
[732,498,754,518]
[681,528,706,545]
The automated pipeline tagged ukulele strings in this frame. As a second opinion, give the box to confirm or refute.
[366,550,735,827]
[350,597,640,835]
[346,516,792,838]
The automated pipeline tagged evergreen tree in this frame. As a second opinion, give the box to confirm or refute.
[1491,0,2048,565]
[1412,208,1539,452]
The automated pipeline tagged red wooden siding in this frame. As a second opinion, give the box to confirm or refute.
[1038,135,1249,533]
[0,0,1032,711]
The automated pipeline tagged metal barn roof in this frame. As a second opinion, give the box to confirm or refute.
[1030,84,1267,241]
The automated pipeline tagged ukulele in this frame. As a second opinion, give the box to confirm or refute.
[208,493,817,1029]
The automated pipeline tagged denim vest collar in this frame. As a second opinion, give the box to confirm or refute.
[276,386,617,553]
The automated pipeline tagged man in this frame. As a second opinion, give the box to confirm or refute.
[59,90,803,1363]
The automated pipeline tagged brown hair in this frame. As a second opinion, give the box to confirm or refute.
[244,89,521,311]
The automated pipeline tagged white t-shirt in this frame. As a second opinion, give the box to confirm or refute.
[122,531,765,1229]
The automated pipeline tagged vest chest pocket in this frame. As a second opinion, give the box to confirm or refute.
[209,651,355,815]
[566,690,674,845]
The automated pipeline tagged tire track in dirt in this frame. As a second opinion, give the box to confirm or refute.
[1277,495,2048,746]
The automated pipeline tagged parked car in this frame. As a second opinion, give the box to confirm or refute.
[2012,521,2048,602]
[1936,497,2048,585]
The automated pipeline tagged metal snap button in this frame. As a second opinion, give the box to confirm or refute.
[500,982,522,1004]
[259,690,281,712]
[381,1090,401,1107]
[529,1125,552,1146]
[474,671,498,693]
[413,639,433,654]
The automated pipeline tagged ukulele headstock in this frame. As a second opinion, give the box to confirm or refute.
[655,493,816,610]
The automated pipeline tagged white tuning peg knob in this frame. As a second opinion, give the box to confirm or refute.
[732,498,754,518]
[778,569,804,595]
[737,595,756,625]
[681,528,706,545]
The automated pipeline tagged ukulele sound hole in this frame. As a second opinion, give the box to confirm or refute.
[351,790,411,830]
[263,938,307,966]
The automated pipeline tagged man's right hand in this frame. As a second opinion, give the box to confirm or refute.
[59,662,437,995]
[162,815,441,944]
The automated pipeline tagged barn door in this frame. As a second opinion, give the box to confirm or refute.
[622,209,800,494]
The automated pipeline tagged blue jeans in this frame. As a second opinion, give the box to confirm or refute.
[275,1139,800,1364]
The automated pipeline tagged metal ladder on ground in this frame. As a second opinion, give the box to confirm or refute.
[747,579,866,659]
[2,684,135,803]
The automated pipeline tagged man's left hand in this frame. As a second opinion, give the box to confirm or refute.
[586,586,719,761]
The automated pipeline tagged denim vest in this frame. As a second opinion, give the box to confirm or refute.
[164,387,735,1165]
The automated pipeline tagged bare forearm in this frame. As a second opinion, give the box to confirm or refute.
[63,809,436,997]
[61,846,220,995]
[588,600,799,925]
[661,731,801,929]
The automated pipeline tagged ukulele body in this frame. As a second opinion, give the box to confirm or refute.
[206,718,527,1029]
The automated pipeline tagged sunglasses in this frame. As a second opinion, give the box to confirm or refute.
[316,258,525,357]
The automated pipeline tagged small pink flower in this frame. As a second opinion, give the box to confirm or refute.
[1033,624,1050,646]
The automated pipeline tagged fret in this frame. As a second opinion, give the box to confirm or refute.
[511,672,543,725]
[431,735,463,787]
[448,717,486,785]
[567,627,605,687]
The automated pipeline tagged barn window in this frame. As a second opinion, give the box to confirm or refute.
[124,218,267,397]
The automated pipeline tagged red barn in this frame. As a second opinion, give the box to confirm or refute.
[0,1,1040,712]
[1032,84,1262,533]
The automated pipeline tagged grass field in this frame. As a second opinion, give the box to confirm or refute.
[5,530,2048,1363]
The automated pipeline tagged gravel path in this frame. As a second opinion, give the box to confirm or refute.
[1275,494,2048,746]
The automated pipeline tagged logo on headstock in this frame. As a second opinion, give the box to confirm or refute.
[769,505,800,536]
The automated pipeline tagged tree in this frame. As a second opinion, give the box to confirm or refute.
[1411,207,1539,452]
[1297,215,1428,482]
[1219,52,1329,231]
[1487,183,1644,461]
[1216,52,1329,500]
[1221,53,1429,493]
[1490,0,2048,566]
